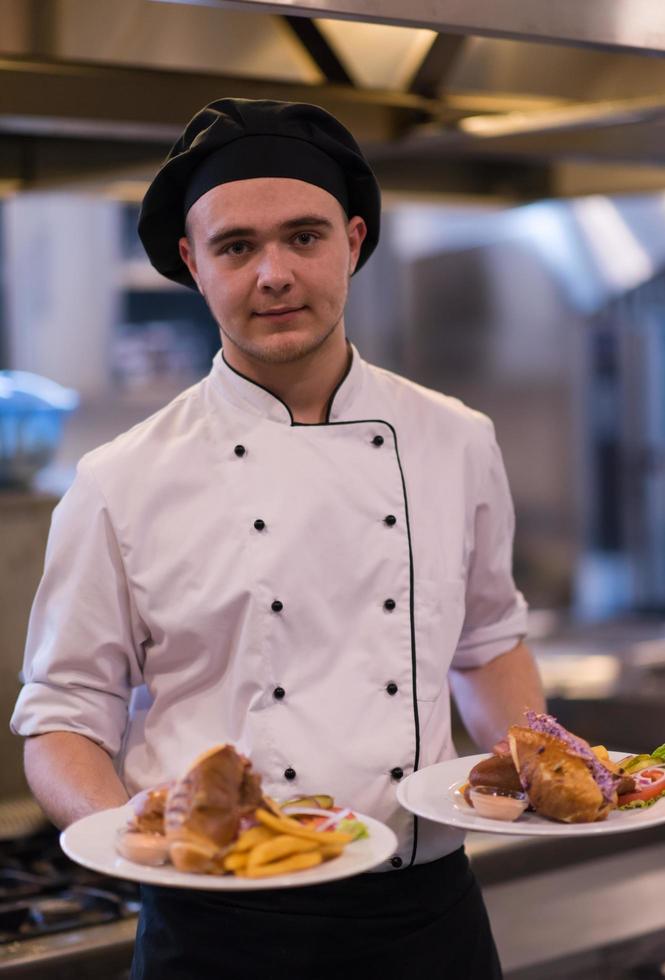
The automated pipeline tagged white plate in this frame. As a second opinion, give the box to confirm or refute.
[60,806,398,890]
[397,752,665,837]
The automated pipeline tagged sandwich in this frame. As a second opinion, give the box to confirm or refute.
[117,746,363,877]
[465,710,629,823]
[507,711,622,822]
[164,744,264,872]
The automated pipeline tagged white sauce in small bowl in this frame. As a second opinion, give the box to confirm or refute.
[469,786,528,821]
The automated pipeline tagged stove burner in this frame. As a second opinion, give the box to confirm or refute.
[0,825,140,944]
[30,894,92,925]
[0,886,137,944]
[0,870,57,902]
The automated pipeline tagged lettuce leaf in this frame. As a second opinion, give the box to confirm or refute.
[619,787,665,810]
[336,818,369,840]
[650,743,665,762]
[619,795,663,810]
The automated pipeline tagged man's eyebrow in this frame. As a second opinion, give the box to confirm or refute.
[206,226,253,249]
[280,215,334,231]
[206,214,333,249]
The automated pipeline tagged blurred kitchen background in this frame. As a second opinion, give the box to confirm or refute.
[3,1,665,977]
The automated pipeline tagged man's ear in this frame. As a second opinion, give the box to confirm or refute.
[347,216,368,276]
[178,235,201,292]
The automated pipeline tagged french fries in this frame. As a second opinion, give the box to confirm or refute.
[239,852,323,878]
[255,808,354,845]
[216,805,355,879]
[223,852,249,872]
[247,834,319,869]
[229,826,274,853]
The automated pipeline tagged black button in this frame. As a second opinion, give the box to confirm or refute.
[386,682,398,696]
[384,515,397,526]
[273,686,285,700]
[284,768,296,781]
[384,598,396,611]
[234,445,246,457]
[390,767,404,781]
[254,519,266,531]
[372,435,384,447]
[271,600,283,613]
[390,856,403,869]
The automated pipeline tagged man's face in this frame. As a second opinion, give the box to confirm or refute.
[178,177,367,366]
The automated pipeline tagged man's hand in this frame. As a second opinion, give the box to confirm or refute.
[449,640,545,753]
[24,731,129,829]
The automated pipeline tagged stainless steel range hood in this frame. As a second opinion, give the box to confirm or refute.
[3,0,665,199]
[161,0,665,55]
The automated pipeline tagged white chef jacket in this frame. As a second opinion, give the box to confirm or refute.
[11,342,528,869]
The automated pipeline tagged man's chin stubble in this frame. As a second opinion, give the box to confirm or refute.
[219,320,340,366]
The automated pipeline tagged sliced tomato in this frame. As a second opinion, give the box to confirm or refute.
[618,767,665,806]
[291,806,357,830]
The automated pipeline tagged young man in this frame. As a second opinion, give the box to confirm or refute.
[11,98,545,979]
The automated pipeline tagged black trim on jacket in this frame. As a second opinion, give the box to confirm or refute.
[218,353,421,864]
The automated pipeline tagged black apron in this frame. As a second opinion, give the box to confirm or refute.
[130,847,502,980]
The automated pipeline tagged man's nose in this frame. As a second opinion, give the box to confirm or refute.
[256,245,295,291]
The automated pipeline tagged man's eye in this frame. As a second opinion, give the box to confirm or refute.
[294,232,317,246]
[223,241,251,256]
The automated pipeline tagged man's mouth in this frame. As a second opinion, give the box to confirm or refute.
[254,306,305,319]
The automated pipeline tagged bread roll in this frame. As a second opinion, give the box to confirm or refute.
[164,744,263,872]
[168,835,227,874]
[509,726,616,822]
[468,754,522,794]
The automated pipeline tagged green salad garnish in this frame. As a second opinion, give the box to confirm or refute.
[336,818,369,840]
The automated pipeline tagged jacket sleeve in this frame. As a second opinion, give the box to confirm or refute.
[451,419,528,669]
[10,460,148,757]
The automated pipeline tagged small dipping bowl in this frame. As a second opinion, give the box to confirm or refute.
[469,786,528,822]
[115,827,170,866]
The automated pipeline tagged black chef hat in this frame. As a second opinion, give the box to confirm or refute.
[138,97,381,290]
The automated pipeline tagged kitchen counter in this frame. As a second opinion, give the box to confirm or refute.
[468,824,665,978]
[0,917,136,979]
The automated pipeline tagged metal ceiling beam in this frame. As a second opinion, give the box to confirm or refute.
[0,134,168,186]
[452,94,665,139]
[372,156,552,200]
[282,17,353,85]
[0,130,556,202]
[0,57,435,145]
[371,112,665,170]
[153,0,665,57]
[6,129,665,204]
[454,124,665,168]
[552,162,665,198]
[365,91,665,168]
[409,34,466,98]
[442,94,665,166]
[25,0,57,59]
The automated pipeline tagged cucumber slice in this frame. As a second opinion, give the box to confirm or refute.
[283,794,335,810]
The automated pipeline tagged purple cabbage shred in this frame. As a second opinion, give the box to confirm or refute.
[524,710,618,803]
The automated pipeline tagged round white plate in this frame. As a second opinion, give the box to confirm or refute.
[397,751,665,837]
[60,806,398,890]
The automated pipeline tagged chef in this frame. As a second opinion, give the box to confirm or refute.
[11,98,545,979]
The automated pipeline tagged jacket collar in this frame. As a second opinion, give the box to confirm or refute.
[209,341,364,425]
